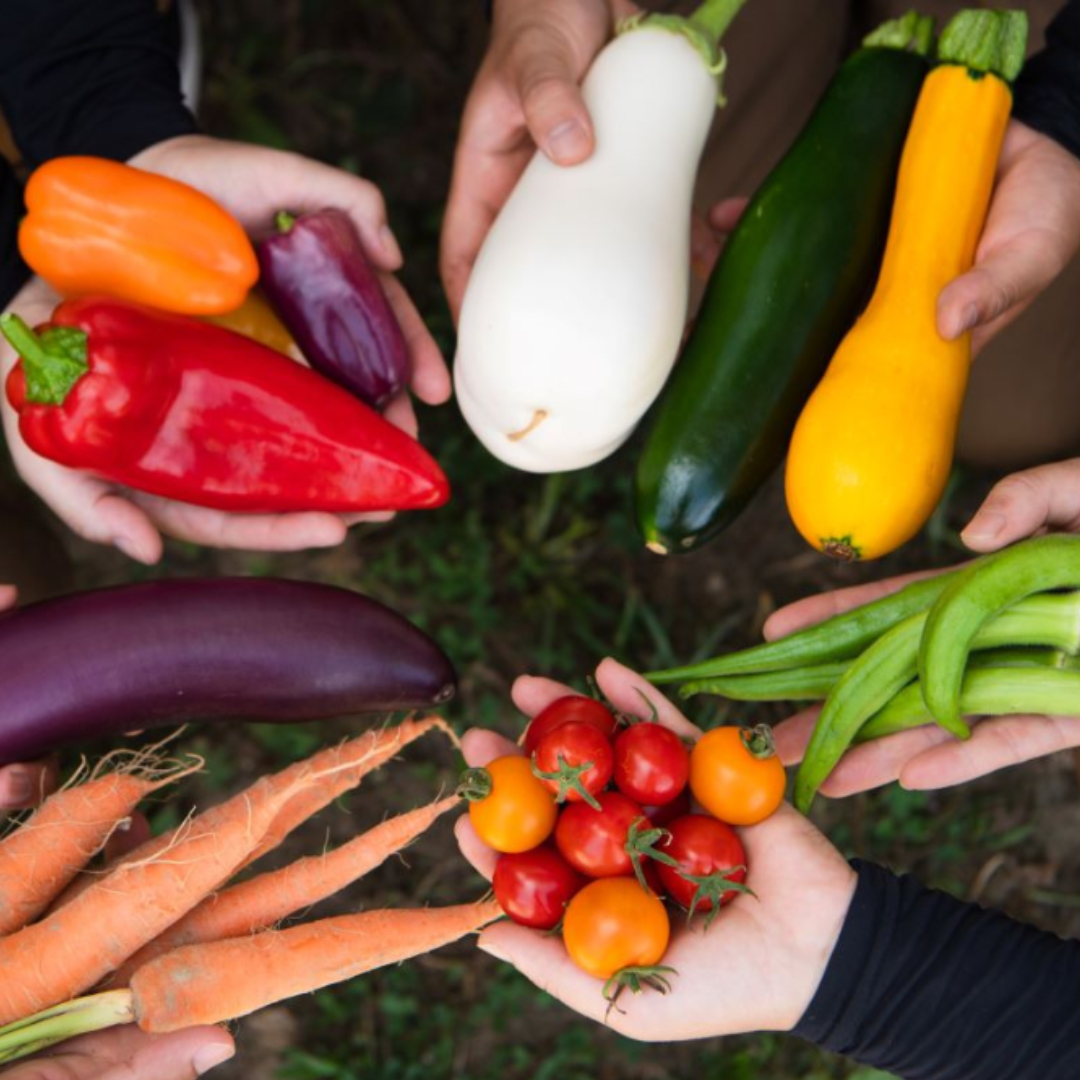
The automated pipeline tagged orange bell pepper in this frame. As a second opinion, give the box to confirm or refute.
[206,291,301,359]
[19,157,259,316]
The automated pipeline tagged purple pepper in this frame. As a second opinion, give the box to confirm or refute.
[257,208,410,407]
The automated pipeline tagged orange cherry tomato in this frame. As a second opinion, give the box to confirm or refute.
[463,755,557,854]
[689,725,786,826]
[563,877,670,980]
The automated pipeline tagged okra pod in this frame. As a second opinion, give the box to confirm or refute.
[794,611,937,814]
[859,660,1080,741]
[919,535,1080,734]
[647,571,957,685]
[681,592,1080,704]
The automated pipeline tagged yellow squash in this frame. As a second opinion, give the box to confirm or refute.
[785,11,1027,561]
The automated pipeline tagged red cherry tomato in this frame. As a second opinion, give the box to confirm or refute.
[644,788,692,828]
[554,791,646,878]
[613,722,690,806]
[492,844,585,930]
[657,814,748,920]
[533,721,614,804]
[522,695,618,755]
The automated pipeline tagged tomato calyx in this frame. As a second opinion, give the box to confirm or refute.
[531,751,603,810]
[625,817,681,891]
[602,964,678,1015]
[739,724,778,760]
[678,866,754,930]
[456,766,493,802]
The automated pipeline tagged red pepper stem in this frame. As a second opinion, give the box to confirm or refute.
[0,314,88,406]
[275,211,298,233]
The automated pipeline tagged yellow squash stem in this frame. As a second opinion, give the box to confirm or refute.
[784,11,1025,562]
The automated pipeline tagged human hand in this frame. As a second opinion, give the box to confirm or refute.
[769,455,1080,792]
[455,658,856,1040]
[440,0,638,320]
[4,135,451,562]
[937,121,1080,354]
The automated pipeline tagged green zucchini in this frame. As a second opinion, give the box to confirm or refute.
[635,15,933,554]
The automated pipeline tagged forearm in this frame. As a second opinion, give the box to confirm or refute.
[0,0,197,168]
[1013,0,1080,159]
[793,859,1080,1080]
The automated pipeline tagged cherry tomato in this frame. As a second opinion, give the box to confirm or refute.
[613,722,690,806]
[689,725,786,826]
[533,721,614,803]
[492,844,585,929]
[463,755,558,854]
[554,791,646,878]
[563,877,670,980]
[522,695,618,755]
[657,814,747,917]
[644,787,692,828]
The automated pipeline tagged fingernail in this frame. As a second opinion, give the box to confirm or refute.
[546,120,589,164]
[113,536,142,562]
[193,1044,235,1076]
[477,936,510,964]
[379,225,402,264]
[962,511,1006,543]
[0,769,32,807]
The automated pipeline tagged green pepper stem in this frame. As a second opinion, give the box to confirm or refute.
[0,313,88,406]
[0,991,133,1064]
[275,210,298,233]
[863,11,936,56]
[937,9,1029,83]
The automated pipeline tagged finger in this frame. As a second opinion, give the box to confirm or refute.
[594,658,701,739]
[454,814,498,880]
[960,461,1080,552]
[461,728,520,768]
[0,757,58,810]
[770,706,822,767]
[690,211,721,281]
[762,567,947,641]
[899,713,1080,790]
[378,274,451,406]
[707,196,750,235]
[103,811,153,862]
[477,921,612,1024]
[510,674,579,719]
[6,1024,235,1080]
[818,724,952,796]
[129,494,348,552]
[514,40,595,167]
[382,389,419,439]
[0,583,17,610]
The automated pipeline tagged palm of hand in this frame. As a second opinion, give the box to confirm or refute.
[458,659,855,1042]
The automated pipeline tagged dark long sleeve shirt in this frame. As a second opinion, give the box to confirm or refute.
[1014,0,1080,159]
[792,859,1080,1079]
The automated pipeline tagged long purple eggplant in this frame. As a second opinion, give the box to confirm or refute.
[258,209,409,407]
[0,578,456,763]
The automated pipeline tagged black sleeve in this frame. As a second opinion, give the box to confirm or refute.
[791,859,1080,1080]
[1013,0,1080,160]
[0,161,27,308]
[0,0,197,170]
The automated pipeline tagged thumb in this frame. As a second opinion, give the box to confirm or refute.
[516,48,595,166]
[960,460,1080,551]
[937,237,1053,345]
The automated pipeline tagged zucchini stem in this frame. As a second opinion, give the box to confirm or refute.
[937,9,1029,83]
[863,11,936,57]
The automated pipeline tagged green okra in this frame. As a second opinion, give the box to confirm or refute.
[647,571,957,685]
[859,658,1080,742]
[919,536,1080,736]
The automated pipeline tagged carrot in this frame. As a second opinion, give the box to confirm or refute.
[50,715,451,913]
[106,793,462,987]
[0,756,341,1024]
[0,751,200,936]
[130,899,502,1032]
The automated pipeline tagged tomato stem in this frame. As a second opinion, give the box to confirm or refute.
[739,724,777,760]
[456,767,493,803]
[626,818,681,891]
[602,965,678,1016]
[531,752,602,810]
[678,866,754,930]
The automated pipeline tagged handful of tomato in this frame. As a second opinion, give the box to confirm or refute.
[460,694,786,995]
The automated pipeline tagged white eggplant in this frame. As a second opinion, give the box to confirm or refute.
[454,0,746,474]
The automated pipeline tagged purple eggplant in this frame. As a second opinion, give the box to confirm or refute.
[258,209,410,407]
[0,577,456,763]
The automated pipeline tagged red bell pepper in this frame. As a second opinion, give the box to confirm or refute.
[0,298,449,513]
